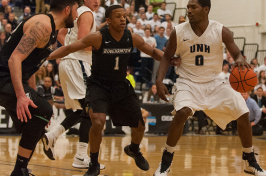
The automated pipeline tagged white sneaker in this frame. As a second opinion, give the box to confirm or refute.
[154,150,173,176]
[72,154,106,170]
[243,152,266,176]
[41,133,56,160]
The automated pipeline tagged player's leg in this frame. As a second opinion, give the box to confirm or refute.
[154,107,192,176]
[237,113,266,175]
[0,84,53,176]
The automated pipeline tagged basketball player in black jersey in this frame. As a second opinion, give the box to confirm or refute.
[48,5,171,176]
[0,0,79,175]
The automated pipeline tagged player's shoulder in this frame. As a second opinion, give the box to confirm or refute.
[78,5,93,17]
[209,20,224,28]
[173,21,189,32]
[25,14,53,32]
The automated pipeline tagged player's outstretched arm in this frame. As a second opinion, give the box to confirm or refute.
[132,33,163,61]
[156,29,177,102]
[48,32,102,60]
[222,26,249,71]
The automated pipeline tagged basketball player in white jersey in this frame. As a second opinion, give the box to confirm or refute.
[42,0,105,170]
[155,0,266,176]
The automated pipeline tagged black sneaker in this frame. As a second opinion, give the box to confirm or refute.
[154,150,174,176]
[243,152,266,176]
[10,168,35,176]
[83,162,100,176]
[124,145,149,171]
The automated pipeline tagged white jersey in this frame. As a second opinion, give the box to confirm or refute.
[175,20,224,83]
[64,6,96,64]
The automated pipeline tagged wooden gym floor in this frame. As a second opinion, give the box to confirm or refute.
[1,134,266,176]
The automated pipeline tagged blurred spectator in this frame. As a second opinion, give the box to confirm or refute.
[152,26,167,83]
[241,92,263,136]
[194,111,208,134]
[161,14,175,30]
[2,18,7,28]
[251,87,266,130]
[17,6,31,24]
[44,0,50,13]
[157,2,171,21]
[45,62,55,86]
[35,66,46,87]
[251,58,259,74]
[153,25,160,35]
[127,16,137,29]
[149,0,163,13]
[94,4,105,30]
[146,5,154,20]
[37,77,63,106]
[126,68,136,88]
[137,12,148,27]
[0,31,6,51]
[143,84,160,103]
[120,0,130,9]
[178,15,186,24]
[219,63,230,82]
[7,12,17,30]
[258,70,266,84]
[4,5,12,19]
[133,21,144,37]
[53,58,61,88]
[35,0,45,14]
[148,13,161,31]
[0,12,4,24]
[130,4,138,17]
[141,27,156,87]
[0,0,8,13]
[4,23,11,39]
[258,57,266,73]
[164,27,171,39]
[105,0,118,7]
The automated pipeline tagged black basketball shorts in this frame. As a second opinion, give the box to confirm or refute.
[85,76,144,128]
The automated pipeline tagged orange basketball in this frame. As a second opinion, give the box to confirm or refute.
[229,67,257,93]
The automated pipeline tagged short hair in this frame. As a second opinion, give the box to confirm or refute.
[198,0,211,9]
[50,0,79,13]
[105,5,124,18]
[257,87,263,91]
[159,26,165,30]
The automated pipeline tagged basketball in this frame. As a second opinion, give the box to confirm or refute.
[229,67,257,93]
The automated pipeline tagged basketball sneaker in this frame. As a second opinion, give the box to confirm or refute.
[83,162,100,176]
[72,154,105,170]
[243,152,266,176]
[154,150,174,176]
[10,168,34,176]
[41,133,56,160]
[124,145,149,171]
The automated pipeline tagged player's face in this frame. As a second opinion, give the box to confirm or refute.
[187,0,207,24]
[85,0,99,11]
[109,8,127,31]
[65,3,78,28]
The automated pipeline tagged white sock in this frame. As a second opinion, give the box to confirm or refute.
[165,144,175,153]
[77,142,88,157]
[243,146,253,153]
[50,125,65,139]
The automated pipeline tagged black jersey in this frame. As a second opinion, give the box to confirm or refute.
[91,27,133,81]
[0,14,57,86]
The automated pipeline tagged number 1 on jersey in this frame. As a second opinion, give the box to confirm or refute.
[114,56,119,70]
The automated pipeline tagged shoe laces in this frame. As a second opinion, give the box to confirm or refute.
[160,150,174,173]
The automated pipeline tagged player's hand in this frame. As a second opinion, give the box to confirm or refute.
[233,57,250,72]
[17,96,38,123]
[170,56,181,66]
[250,122,256,127]
[156,80,170,102]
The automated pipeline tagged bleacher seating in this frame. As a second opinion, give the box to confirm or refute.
[243,43,259,64]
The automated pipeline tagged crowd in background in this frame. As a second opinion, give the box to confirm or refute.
[2,0,266,135]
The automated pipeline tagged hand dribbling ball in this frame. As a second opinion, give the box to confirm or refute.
[229,67,257,93]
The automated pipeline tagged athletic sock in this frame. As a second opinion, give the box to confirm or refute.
[129,142,140,153]
[14,155,29,172]
[243,146,253,153]
[90,152,99,164]
[50,125,65,138]
[165,143,175,154]
[77,142,88,157]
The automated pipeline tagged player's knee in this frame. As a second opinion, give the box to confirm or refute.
[92,118,105,132]
[32,100,53,123]
[174,108,191,122]
[237,112,249,125]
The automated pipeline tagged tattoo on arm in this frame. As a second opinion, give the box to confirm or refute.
[16,22,50,54]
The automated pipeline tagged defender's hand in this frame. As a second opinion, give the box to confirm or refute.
[156,81,170,102]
